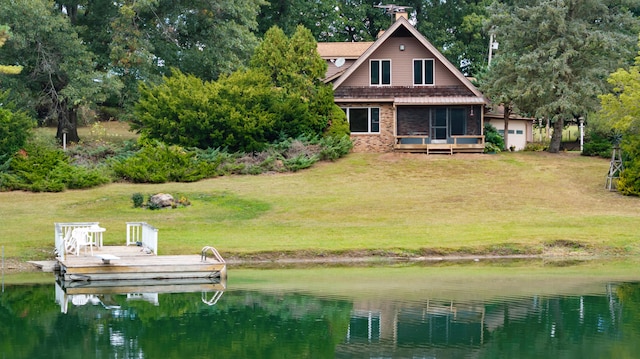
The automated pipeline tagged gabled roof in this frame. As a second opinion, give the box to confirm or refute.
[317,42,374,59]
[330,17,485,100]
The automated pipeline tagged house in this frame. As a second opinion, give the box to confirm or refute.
[318,12,488,154]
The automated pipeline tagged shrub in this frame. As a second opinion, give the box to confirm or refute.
[318,135,353,161]
[523,142,549,152]
[618,161,640,196]
[484,123,505,151]
[0,142,110,192]
[484,142,502,154]
[111,141,218,183]
[131,192,144,208]
[0,91,35,161]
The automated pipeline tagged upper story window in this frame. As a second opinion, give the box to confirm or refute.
[413,59,434,85]
[370,60,391,86]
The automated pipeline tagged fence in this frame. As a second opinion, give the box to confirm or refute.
[126,222,158,255]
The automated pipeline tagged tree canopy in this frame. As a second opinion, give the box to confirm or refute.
[596,36,640,195]
[133,26,348,152]
[482,0,640,153]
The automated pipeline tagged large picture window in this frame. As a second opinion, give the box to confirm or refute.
[413,59,434,85]
[344,108,380,133]
[370,60,391,85]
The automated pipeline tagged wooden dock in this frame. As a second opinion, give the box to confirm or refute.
[57,245,226,282]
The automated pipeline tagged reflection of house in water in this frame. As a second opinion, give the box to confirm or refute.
[338,285,624,357]
[346,300,485,346]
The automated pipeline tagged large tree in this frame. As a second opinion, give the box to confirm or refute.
[408,0,492,77]
[484,0,639,153]
[257,0,391,42]
[133,25,348,152]
[0,25,22,75]
[0,0,120,143]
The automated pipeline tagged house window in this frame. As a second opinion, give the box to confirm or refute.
[449,108,466,136]
[413,59,434,85]
[516,130,523,135]
[344,108,380,133]
[370,60,391,85]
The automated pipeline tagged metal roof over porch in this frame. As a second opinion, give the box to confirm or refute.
[394,97,488,105]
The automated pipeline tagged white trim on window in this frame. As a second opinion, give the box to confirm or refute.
[370,59,391,86]
[343,107,381,134]
[413,58,435,86]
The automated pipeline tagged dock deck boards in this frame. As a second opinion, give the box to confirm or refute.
[58,245,226,282]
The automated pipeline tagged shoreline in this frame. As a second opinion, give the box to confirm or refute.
[1,250,615,275]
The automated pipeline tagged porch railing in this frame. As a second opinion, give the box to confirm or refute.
[395,135,484,145]
[395,135,485,153]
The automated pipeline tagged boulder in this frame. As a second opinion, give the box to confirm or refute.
[149,193,174,208]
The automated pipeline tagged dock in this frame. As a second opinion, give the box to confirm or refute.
[54,222,226,283]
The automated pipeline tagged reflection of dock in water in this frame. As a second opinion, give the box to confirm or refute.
[55,276,226,313]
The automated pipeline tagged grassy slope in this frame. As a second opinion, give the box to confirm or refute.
[1,146,639,261]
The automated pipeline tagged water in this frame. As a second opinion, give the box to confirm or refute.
[2,260,640,358]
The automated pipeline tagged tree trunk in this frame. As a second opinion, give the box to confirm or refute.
[503,105,511,151]
[55,101,80,144]
[548,118,564,153]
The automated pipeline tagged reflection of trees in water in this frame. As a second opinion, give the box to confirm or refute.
[2,283,640,358]
[0,287,353,358]
[336,284,636,358]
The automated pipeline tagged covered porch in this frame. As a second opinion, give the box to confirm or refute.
[394,100,486,154]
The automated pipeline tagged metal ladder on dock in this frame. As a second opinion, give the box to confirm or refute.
[201,246,225,263]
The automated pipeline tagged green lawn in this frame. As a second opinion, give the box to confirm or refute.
[1,151,639,261]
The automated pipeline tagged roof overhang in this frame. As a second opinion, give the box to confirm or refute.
[394,97,488,105]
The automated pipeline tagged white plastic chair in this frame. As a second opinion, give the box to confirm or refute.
[72,228,95,256]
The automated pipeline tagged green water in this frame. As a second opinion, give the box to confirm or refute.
[2,259,640,358]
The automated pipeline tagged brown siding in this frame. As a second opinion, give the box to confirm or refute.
[340,37,462,88]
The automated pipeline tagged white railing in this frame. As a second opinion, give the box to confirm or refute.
[126,222,158,255]
[54,222,100,261]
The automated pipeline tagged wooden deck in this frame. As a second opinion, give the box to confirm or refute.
[57,245,226,282]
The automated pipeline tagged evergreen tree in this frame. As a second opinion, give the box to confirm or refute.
[484,0,639,153]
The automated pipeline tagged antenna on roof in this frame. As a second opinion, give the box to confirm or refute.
[374,4,412,15]
[334,58,345,68]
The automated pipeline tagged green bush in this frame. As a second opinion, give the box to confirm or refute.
[582,133,613,158]
[523,142,548,152]
[0,91,35,161]
[484,142,502,154]
[484,123,505,151]
[131,192,144,208]
[618,161,640,196]
[111,141,219,183]
[283,153,319,172]
[0,142,110,192]
[318,135,353,160]
[618,135,640,196]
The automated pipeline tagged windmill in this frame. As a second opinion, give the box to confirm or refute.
[605,135,624,191]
